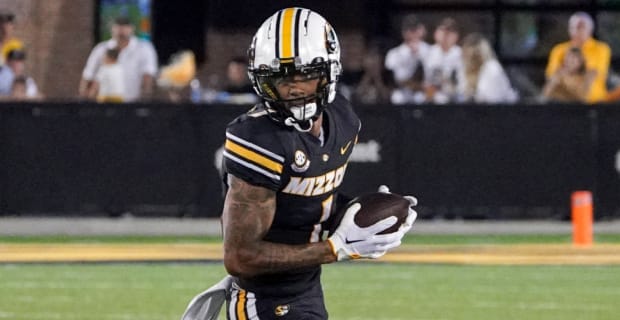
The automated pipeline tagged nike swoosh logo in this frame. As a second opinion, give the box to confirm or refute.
[340,141,352,155]
[345,238,364,244]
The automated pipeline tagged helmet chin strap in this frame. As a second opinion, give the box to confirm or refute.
[283,101,318,132]
[284,117,313,132]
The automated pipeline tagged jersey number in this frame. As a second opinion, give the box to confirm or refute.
[309,195,333,243]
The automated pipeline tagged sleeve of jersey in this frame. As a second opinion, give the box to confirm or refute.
[222,127,285,191]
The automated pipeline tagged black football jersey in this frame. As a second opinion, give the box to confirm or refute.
[222,93,360,296]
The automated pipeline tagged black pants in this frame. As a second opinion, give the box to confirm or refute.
[226,281,328,320]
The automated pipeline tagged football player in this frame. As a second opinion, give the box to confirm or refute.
[220,7,417,319]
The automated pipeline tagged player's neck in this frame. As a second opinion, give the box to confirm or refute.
[309,114,323,138]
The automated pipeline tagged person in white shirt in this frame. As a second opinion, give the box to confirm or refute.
[79,16,158,102]
[89,47,125,103]
[6,49,39,99]
[384,14,429,104]
[424,18,462,104]
[0,64,13,96]
[459,33,518,104]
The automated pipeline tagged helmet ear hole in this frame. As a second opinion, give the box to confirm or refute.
[325,23,339,54]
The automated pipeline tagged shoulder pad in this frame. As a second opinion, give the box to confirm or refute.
[223,111,286,191]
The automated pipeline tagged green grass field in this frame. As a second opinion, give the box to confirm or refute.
[1,235,620,320]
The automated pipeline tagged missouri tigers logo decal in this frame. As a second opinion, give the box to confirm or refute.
[274,304,290,316]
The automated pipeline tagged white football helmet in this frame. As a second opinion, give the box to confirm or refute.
[248,7,342,132]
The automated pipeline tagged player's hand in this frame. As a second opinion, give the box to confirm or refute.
[377,185,418,234]
[401,195,418,234]
[327,202,403,261]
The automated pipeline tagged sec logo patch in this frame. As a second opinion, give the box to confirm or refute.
[291,150,310,172]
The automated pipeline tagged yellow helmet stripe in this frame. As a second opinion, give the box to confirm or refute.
[279,7,296,59]
[225,139,284,174]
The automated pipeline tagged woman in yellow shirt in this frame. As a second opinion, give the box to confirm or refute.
[543,47,596,102]
[545,12,610,104]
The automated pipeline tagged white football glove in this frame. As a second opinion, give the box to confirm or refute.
[378,185,418,235]
[327,202,404,261]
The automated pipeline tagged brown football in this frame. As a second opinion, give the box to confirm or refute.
[330,192,410,235]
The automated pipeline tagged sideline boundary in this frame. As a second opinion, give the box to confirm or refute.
[2,243,620,265]
[1,217,620,236]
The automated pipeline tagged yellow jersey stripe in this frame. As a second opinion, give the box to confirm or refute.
[226,132,285,162]
[225,139,284,174]
[224,151,281,181]
[280,7,296,59]
[236,290,247,320]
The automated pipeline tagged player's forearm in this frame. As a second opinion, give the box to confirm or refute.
[222,204,337,278]
[222,175,338,277]
[224,240,336,278]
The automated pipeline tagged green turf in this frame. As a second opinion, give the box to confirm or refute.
[1,263,618,320]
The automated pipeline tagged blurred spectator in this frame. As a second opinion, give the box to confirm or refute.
[351,44,394,104]
[89,48,125,103]
[385,14,429,104]
[605,81,620,103]
[6,49,40,99]
[157,50,196,103]
[219,56,258,104]
[0,11,23,65]
[545,12,610,104]
[223,56,253,94]
[79,16,158,102]
[459,33,518,103]
[542,47,595,103]
[0,63,13,96]
[10,75,28,100]
[424,17,462,104]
